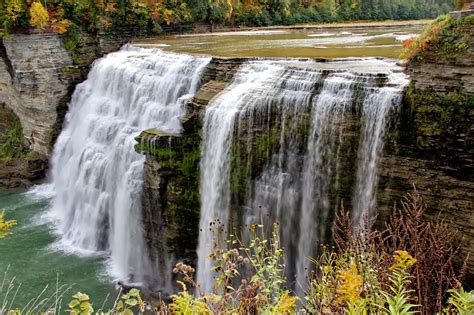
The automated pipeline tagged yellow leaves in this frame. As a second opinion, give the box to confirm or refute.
[390,250,416,272]
[5,0,23,23]
[274,291,299,314]
[0,210,16,239]
[336,260,363,305]
[105,2,118,13]
[29,1,49,31]
[170,282,213,315]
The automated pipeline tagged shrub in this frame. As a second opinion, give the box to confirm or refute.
[0,117,24,164]
[400,14,472,63]
[29,1,49,31]
[0,210,16,239]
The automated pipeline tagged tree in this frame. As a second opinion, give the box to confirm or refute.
[186,0,210,21]
[455,0,465,10]
[208,0,232,29]
[29,1,49,30]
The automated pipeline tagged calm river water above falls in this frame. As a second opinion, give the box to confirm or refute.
[135,25,424,58]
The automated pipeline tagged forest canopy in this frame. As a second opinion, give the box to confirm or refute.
[0,0,457,36]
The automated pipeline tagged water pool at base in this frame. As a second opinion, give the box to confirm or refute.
[0,190,115,310]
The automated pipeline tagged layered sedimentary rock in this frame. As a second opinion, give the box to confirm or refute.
[378,62,474,272]
[0,33,78,157]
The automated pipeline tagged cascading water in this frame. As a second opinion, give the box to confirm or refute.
[197,59,408,292]
[197,62,304,293]
[352,73,409,224]
[295,72,360,291]
[43,45,210,288]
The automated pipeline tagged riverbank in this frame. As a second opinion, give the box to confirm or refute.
[185,19,432,37]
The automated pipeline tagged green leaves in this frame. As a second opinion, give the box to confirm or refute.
[446,287,474,314]
[66,288,145,315]
[68,292,94,315]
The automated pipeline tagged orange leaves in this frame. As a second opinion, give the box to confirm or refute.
[402,38,415,48]
[51,18,71,34]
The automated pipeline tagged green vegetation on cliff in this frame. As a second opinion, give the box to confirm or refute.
[0,116,24,164]
[401,13,473,62]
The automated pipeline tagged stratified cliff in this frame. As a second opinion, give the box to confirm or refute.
[379,13,473,272]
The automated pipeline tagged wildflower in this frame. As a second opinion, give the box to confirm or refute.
[389,250,417,271]
[336,261,363,305]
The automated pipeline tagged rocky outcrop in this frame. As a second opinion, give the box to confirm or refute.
[407,57,474,96]
[0,33,78,157]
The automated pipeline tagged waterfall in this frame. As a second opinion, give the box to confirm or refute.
[45,45,210,287]
[295,73,359,291]
[352,72,409,224]
[197,62,306,293]
[197,59,408,292]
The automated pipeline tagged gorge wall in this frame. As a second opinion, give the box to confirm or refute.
[378,38,474,271]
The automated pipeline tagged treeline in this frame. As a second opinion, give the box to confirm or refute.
[1,0,456,36]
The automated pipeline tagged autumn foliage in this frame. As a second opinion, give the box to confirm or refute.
[29,2,49,30]
[0,0,457,38]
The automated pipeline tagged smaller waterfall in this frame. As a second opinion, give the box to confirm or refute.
[45,45,210,288]
[352,72,409,224]
[197,58,408,293]
[197,61,315,293]
[295,73,359,290]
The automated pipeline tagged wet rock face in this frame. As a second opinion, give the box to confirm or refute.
[135,128,203,277]
[378,53,474,273]
[135,79,231,288]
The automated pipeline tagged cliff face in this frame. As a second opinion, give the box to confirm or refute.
[0,34,77,157]
[135,77,231,275]
[378,50,473,273]
[377,15,474,271]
